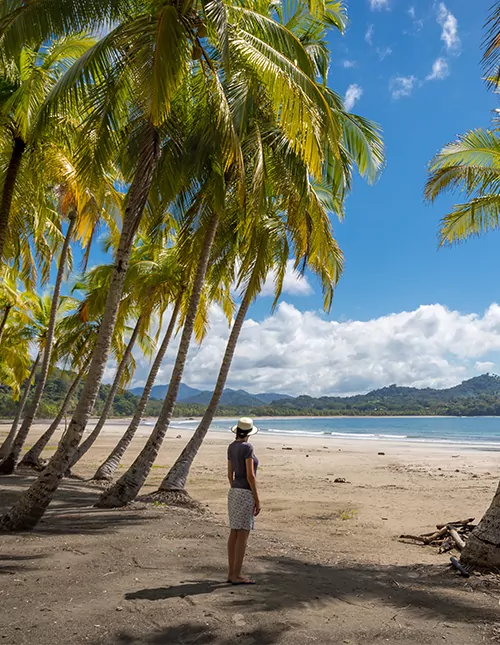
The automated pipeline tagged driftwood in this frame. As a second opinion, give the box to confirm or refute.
[399,517,475,553]
[436,518,474,530]
[448,527,466,551]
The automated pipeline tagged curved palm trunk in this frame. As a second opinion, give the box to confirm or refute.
[92,299,181,482]
[0,305,12,345]
[0,213,76,475]
[460,482,500,570]
[159,287,252,493]
[0,137,26,262]
[0,127,158,531]
[19,359,89,469]
[67,316,142,470]
[96,211,219,508]
[0,353,40,460]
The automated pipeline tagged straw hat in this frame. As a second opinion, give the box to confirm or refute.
[231,417,259,436]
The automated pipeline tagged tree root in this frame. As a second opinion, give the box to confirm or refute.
[137,489,204,512]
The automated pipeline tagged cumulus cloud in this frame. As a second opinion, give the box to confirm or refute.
[127,303,500,397]
[475,361,495,372]
[344,84,363,110]
[390,75,417,99]
[259,260,313,298]
[408,5,415,19]
[342,60,357,68]
[437,3,460,51]
[369,0,389,10]
[365,24,374,45]
[426,57,449,81]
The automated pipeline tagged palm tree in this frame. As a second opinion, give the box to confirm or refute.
[91,299,181,482]
[0,35,95,263]
[0,213,77,474]
[91,222,235,482]
[19,297,129,469]
[66,314,147,470]
[0,292,54,459]
[0,353,40,460]
[0,0,341,531]
[96,0,382,508]
[424,5,500,570]
[153,211,327,498]
[425,130,500,245]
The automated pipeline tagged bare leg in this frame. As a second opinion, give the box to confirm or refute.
[231,529,252,582]
[227,529,238,581]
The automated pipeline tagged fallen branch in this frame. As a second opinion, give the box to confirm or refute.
[436,518,474,530]
[448,527,466,551]
[399,517,475,553]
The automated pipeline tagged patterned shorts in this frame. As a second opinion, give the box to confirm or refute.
[228,488,255,531]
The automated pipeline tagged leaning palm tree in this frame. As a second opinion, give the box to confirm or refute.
[0,0,344,531]
[19,300,129,469]
[424,4,500,570]
[0,293,55,460]
[96,0,382,509]
[91,219,235,482]
[0,35,95,262]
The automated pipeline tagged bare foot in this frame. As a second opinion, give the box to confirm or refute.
[229,577,255,585]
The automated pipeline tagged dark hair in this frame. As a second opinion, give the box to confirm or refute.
[236,429,251,439]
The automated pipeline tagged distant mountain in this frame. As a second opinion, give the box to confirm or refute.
[255,392,294,405]
[129,383,293,406]
[129,383,202,402]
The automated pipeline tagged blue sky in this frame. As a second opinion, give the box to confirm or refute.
[103,1,500,395]
[249,0,496,323]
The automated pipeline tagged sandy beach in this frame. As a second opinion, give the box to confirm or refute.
[1,420,500,644]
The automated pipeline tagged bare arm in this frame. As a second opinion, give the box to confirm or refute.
[245,457,260,515]
[228,460,234,486]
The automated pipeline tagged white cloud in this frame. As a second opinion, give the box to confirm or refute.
[365,24,374,45]
[259,260,313,298]
[128,303,500,397]
[344,84,363,110]
[426,57,449,81]
[475,361,495,372]
[437,3,460,51]
[390,75,417,99]
[406,5,423,32]
[342,60,357,68]
[369,0,390,10]
[376,46,393,60]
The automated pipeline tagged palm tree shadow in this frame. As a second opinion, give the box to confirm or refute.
[101,622,286,644]
[200,556,500,625]
[125,579,227,601]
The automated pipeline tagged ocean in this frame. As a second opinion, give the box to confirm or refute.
[171,415,500,447]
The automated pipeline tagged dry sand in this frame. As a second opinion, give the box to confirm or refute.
[1,419,500,645]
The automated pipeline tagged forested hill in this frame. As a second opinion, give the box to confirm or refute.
[2,372,500,419]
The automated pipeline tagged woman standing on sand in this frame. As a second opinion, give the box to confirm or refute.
[227,417,260,585]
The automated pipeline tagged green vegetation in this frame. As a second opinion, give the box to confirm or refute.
[2,372,500,420]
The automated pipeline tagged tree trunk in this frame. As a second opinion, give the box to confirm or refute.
[0,213,77,475]
[96,211,219,508]
[159,284,252,493]
[92,299,181,482]
[460,481,500,570]
[0,126,159,531]
[19,359,89,469]
[0,353,40,460]
[0,305,12,345]
[0,137,26,262]
[67,316,142,470]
